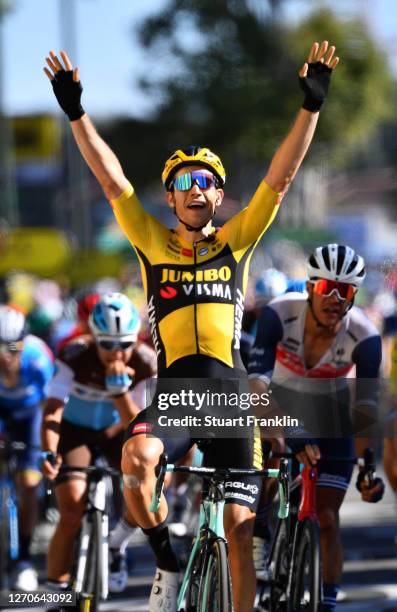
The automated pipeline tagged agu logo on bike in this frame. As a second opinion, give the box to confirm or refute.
[225,481,259,494]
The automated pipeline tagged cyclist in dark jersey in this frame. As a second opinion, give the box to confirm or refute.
[44,41,339,612]
[42,293,156,593]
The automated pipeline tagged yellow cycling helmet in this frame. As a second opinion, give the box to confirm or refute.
[162,146,226,190]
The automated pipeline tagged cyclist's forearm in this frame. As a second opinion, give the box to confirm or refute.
[41,424,60,453]
[113,393,140,428]
[353,399,379,442]
[264,108,319,193]
[249,377,269,415]
[249,377,269,396]
[70,115,130,200]
[249,377,284,439]
[41,399,64,451]
[355,437,377,461]
[249,376,275,418]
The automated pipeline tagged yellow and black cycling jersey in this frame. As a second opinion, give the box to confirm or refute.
[111,181,281,373]
[390,333,397,393]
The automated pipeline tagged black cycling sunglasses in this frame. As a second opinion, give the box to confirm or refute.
[97,340,135,351]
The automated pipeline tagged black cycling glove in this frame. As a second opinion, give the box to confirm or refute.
[299,61,332,112]
[51,70,85,121]
[355,471,385,503]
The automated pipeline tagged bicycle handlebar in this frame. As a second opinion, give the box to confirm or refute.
[41,452,120,478]
[268,447,377,490]
[150,453,290,519]
[268,448,374,469]
[58,465,121,477]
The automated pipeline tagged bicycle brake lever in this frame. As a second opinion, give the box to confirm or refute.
[277,458,290,519]
[42,450,57,467]
[363,448,375,488]
[150,453,168,513]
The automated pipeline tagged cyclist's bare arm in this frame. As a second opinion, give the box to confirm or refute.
[248,378,269,396]
[249,377,272,419]
[113,392,140,428]
[41,397,64,479]
[44,50,129,200]
[265,41,339,194]
[71,116,129,200]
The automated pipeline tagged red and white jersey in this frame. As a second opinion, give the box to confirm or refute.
[248,293,381,397]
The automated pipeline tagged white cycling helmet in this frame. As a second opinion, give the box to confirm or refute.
[0,305,27,343]
[89,293,141,341]
[307,244,366,287]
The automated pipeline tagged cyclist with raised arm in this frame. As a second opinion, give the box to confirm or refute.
[248,244,385,611]
[41,293,157,593]
[44,41,339,612]
[0,305,54,590]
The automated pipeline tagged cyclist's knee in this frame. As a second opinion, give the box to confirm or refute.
[56,482,86,531]
[58,502,85,532]
[122,435,164,482]
[15,469,42,489]
[227,521,254,551]
[224,506,255,547]
[317,506,339,535]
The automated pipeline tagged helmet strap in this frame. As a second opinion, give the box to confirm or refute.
[308,297,327,328]
[172,205,216,233]
[345,295,355,313]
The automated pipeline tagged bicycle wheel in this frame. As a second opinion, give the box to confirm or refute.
[183,536,206,611]
[287,518,321,612]
[201,539,233,612]
[0,486,10,591]
[77,510,102,612]
[268,519,290,611]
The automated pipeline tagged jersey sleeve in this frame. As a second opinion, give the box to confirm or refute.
[353,335,382,408]
[110,182,168,254]
[130,379,150,412]
[131,344,158,383]
[47,359,75,402]
[247,305,283,384]
[220,180,281,252]
[31,355,55,402]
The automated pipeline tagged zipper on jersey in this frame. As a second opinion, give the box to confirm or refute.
[193,242,200,354]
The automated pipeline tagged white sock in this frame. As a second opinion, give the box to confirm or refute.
[109,518,136,554]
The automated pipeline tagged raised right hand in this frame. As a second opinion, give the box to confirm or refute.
[299,41,339,112]
[44,51,85,121]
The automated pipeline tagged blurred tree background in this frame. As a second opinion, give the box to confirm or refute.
[103,0,395,197]
[2,0,397,290]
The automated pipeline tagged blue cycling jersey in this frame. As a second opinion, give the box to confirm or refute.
[0,335,54,414]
